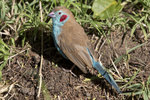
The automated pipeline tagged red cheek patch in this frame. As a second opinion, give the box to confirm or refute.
[60,15,67,22]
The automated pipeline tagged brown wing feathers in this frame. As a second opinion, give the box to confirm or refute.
[56,7,95,73]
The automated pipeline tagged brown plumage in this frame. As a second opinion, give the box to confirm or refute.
[54,6,96,73]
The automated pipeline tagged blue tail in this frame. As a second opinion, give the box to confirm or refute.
[87,48,121,93]
[93,61,121,93]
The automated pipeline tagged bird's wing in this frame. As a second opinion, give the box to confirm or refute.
[57,22,95,73]
[59,39,93,73]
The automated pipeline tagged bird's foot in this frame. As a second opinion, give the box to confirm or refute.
[62,65,77,77]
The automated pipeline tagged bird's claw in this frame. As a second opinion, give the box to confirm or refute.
[62,68,77,77]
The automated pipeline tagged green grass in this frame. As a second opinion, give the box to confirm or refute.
[0,0,150,99]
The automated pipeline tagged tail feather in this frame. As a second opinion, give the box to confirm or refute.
[87,48,121,93]
[93,62,121,93]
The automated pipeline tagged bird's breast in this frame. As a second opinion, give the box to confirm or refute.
[52,25,62,45]
[52,25,68,58]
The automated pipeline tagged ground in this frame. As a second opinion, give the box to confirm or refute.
[1,27,150,100]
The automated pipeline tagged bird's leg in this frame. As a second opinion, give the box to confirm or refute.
[62,64,77,77]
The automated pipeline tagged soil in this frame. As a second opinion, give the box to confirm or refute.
[1,27,150,100]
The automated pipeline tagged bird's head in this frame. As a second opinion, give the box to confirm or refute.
[48,6,74,27]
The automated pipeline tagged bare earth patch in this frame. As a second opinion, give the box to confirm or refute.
[1,29,150,99]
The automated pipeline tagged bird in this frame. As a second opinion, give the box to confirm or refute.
[48,6,121,93]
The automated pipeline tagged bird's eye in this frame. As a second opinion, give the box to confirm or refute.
[58,12,61,15]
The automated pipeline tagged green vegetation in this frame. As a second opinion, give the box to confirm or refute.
[0,0,149,99]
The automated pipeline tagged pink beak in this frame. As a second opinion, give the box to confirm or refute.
[48,11,56,18]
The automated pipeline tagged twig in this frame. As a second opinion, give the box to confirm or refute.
[99,38,106,52]
[11,0,15,15]
[37,1,44,98]
[0,48,30,65]
[0,83,15,100]
[110,56,122,79]
[95,36,103,52]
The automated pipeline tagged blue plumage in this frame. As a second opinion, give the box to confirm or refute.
[87,48,121,93]
[51,11,69,58]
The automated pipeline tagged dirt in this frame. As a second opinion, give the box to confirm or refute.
[1,27,150,100]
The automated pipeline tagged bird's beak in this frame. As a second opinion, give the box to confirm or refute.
[48,11,56,18]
